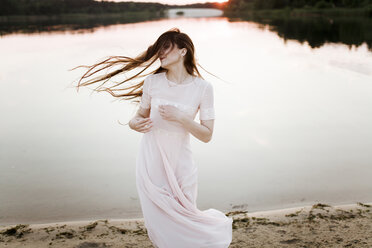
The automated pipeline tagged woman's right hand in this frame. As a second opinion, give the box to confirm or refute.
[130,117,153,133]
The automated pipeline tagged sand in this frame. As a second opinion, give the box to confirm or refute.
[0,201,371,248]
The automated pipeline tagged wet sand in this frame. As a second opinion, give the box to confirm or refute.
[1,201,371,248]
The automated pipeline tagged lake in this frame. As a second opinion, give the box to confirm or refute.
[0,8,371,225]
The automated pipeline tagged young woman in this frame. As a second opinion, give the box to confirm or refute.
[73,28,232,248]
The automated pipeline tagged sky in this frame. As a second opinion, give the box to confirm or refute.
[110,0,228,5]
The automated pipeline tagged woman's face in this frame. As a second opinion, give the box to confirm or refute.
[159,42,185,68]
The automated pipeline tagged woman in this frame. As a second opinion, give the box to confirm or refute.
[73,28,232,248]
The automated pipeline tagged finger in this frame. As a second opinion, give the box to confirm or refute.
[137,119,146,124]
[138,126,148,132]
[138,124,153,132]
[138,118,151,124]
[144,119,153,125]
[142,119,152,125]
[139,121,152,128]
[144,126,153,132]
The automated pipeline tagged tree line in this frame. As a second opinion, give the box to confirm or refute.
[0,0,167,16]
[225,0,372,11]
[2,0,370,16]
[0,0,226,16]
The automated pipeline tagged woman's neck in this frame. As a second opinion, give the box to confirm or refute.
[165,69,191,85]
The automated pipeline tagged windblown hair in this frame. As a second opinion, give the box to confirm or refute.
[70,27,210,105]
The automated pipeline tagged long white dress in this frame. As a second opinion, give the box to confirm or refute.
[135,71,233,248]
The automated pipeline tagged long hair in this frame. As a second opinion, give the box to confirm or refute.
[69,28,211,106]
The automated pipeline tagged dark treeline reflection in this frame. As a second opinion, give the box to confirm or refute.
[0,0,167,36]
[1,3,371,53]
[0,0,223,36]
[233,14,372,51]
[0,13,164,36]
[0,0,166,15]
[1,13,371,53]
[0,0,223,15]
[225,0,372,12]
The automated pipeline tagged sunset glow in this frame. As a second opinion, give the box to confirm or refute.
[112,0,229,5]
[208,0,229,3]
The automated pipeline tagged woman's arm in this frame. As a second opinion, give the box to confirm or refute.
[130,75,152,131]
[129,107,153,132]
[179,117,214,143]
[158,105,214,143]
[182,81,215,143]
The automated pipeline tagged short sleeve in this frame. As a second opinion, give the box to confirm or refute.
[140,76,151,109]
[199,82,215,121]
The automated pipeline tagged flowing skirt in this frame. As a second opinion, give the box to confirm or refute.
[136,128,233,248]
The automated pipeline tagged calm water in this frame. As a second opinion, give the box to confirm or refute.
[1,9,372,225]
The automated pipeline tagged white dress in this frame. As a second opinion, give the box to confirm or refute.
[135,71,233,248]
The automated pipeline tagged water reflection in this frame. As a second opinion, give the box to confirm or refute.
[0,12,164,36]
[230,13,372,51]
[1,8,371,53]
[166,8,223,18]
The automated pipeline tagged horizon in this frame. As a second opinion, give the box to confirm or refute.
[109,0,228,5]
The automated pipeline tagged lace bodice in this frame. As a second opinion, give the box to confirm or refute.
[139,72,215,134]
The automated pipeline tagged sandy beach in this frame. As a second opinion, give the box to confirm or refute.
[1,201,371,248]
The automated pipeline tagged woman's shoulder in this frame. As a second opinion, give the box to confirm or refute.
[143,72,164,89]
[196,77,213,91]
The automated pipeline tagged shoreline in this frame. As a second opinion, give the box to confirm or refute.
[1,201,372,247]
[224,7,372,18]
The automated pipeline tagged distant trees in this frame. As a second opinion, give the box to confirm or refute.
[2,0,371,16]
[254,0,290,9]
[224,0,372,11]
[0,0,167,16]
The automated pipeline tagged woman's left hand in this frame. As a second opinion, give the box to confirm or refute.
[158,104,185,123]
